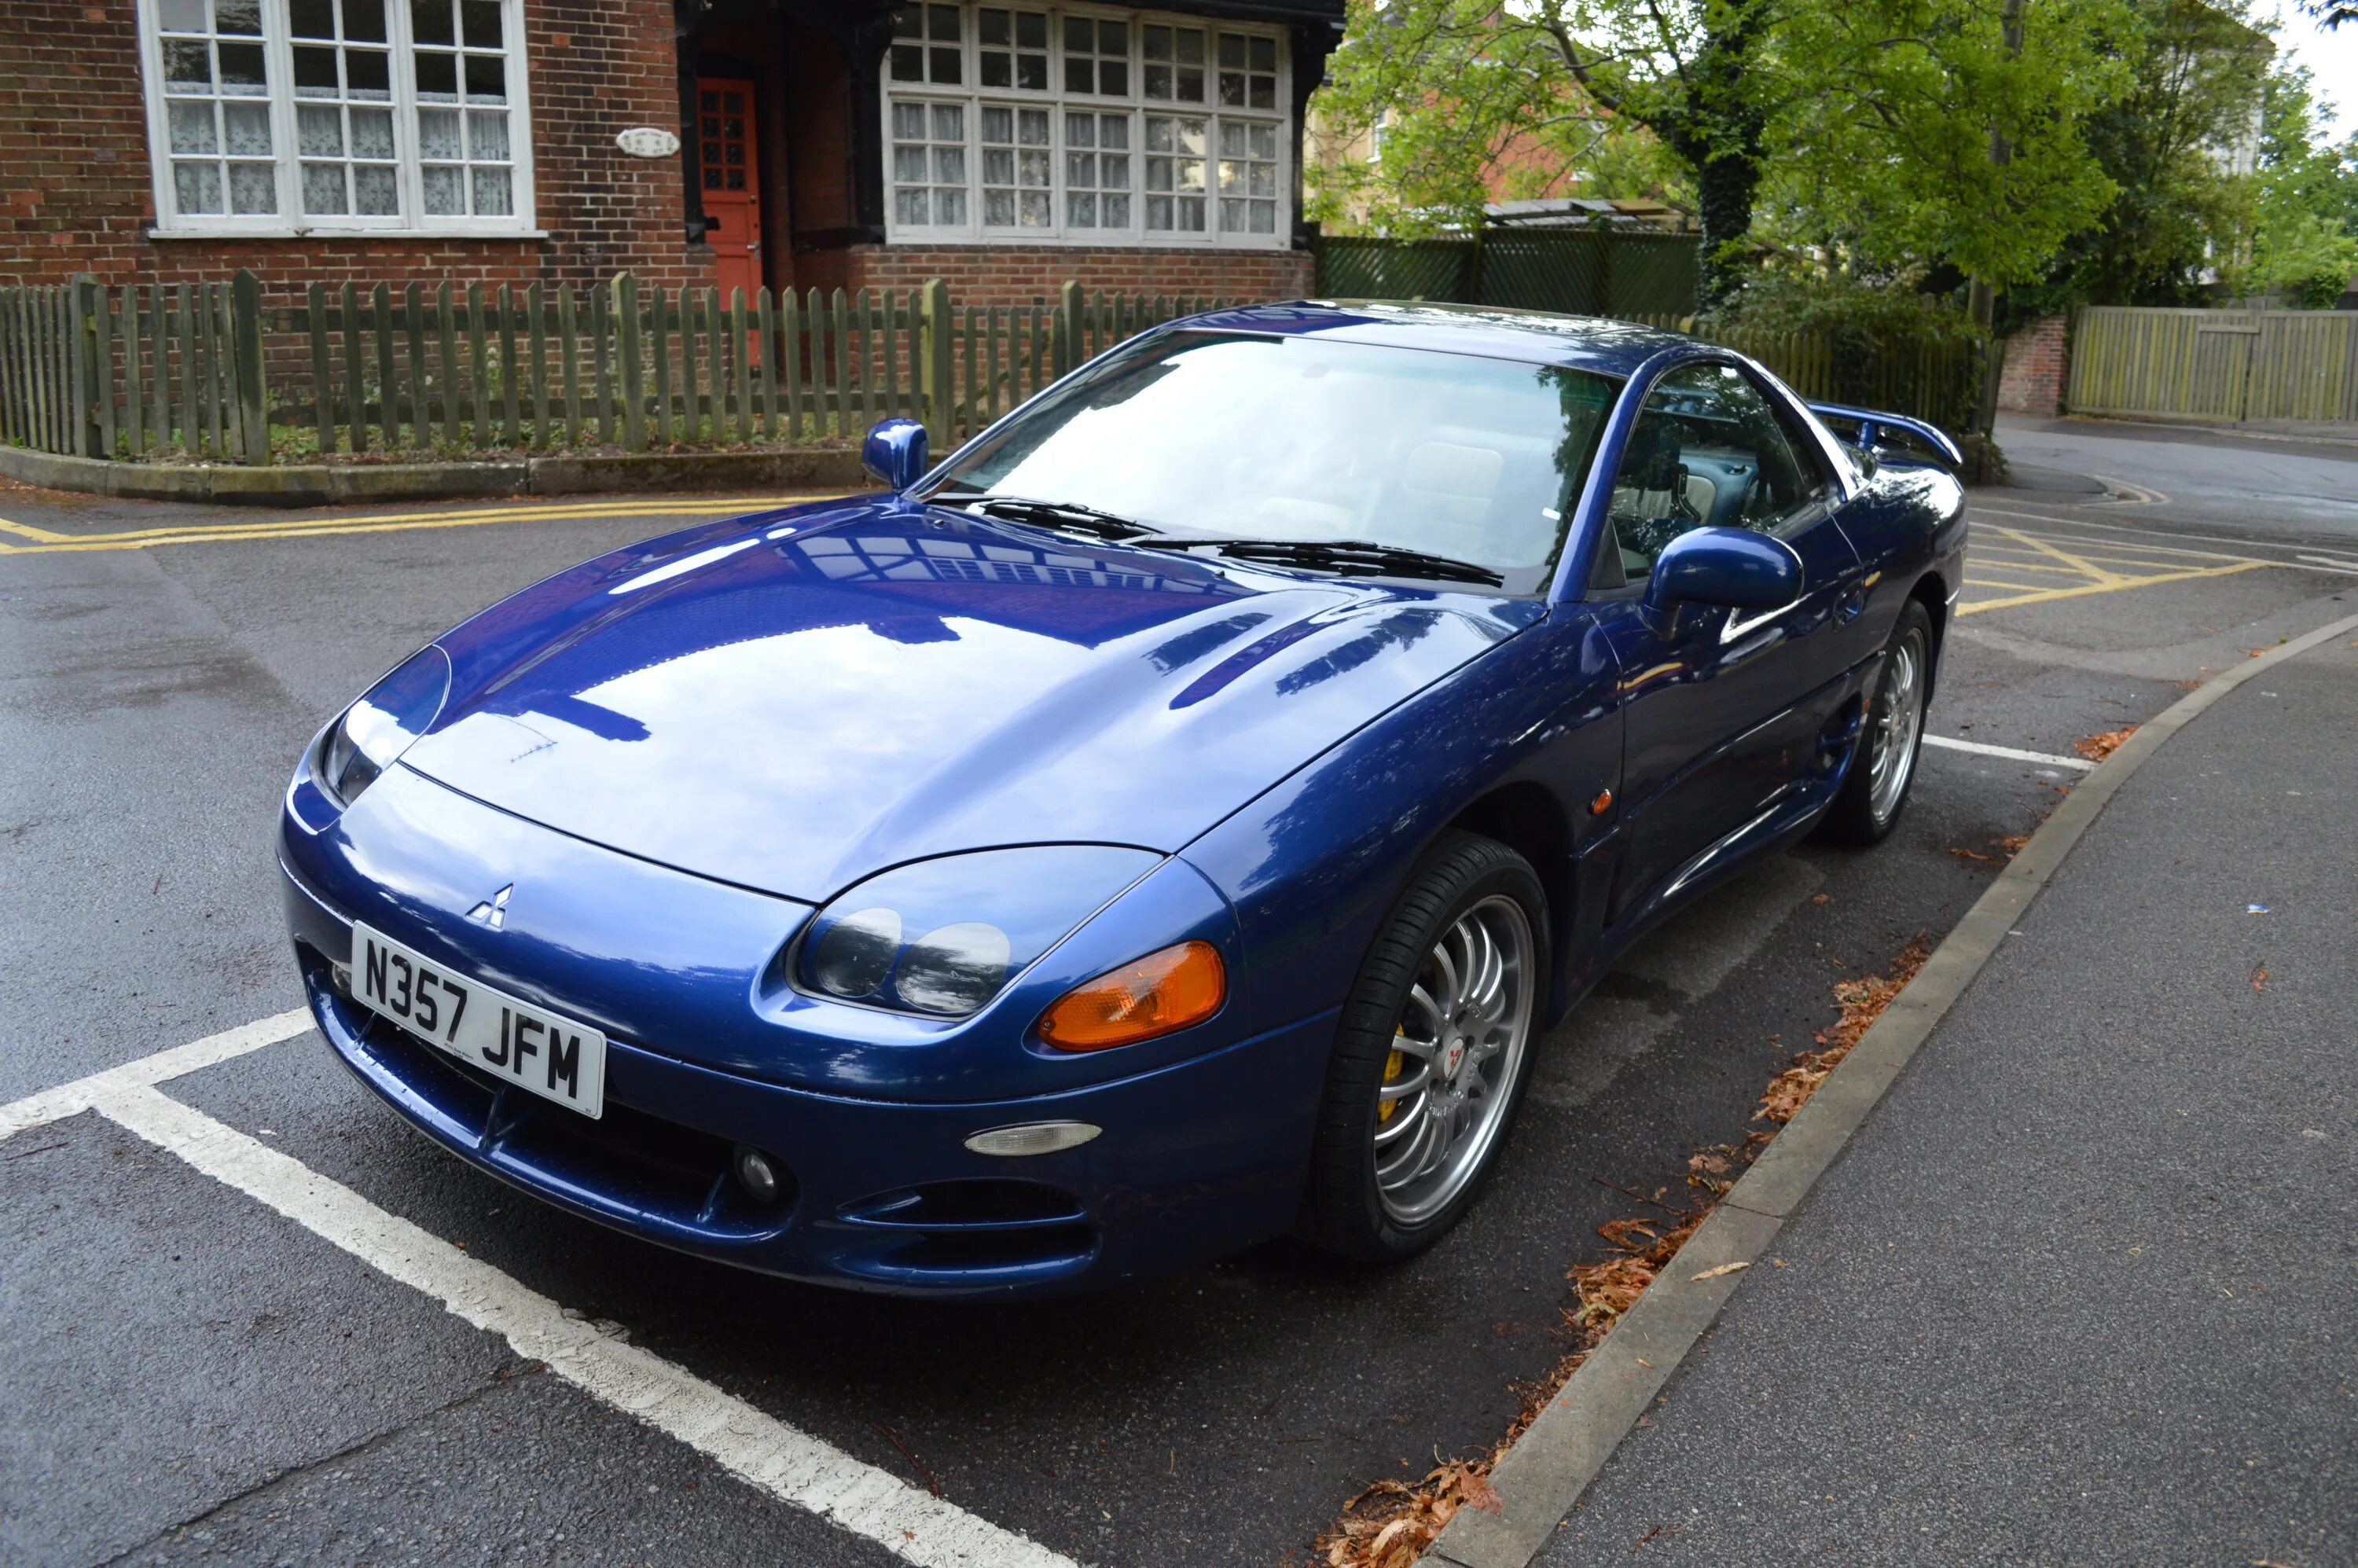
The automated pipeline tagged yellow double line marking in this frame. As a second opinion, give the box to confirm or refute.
[0,493,854,556]
[1958,524,2272,615]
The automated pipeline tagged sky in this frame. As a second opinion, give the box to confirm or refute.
[2276,10,2358,139]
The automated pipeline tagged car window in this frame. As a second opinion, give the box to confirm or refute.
[1603,362,1827,581]
[924,332,1620,596]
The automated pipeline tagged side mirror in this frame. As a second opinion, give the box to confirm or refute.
[1644,527,1802,616]
[862,417,930,492]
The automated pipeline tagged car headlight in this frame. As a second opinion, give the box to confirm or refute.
[799,846,1162,1018]
[316,646,451,807]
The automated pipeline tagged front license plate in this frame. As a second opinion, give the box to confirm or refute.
[351,923,606,1118]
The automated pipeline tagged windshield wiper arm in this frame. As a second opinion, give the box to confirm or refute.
[939,494,1162,542]
[1138,537,1504,587]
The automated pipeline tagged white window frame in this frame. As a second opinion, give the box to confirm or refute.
[881,2,1291,250]
[137,0,540,239]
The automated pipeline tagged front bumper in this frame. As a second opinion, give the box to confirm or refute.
[280,782,1331,1298]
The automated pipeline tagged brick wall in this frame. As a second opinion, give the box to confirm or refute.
[2,4,1320,316]
[0,0,712,307]
[1996,313,2070,417]
[795,244,1317,307]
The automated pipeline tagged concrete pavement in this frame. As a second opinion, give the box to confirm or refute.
[1534,633,2358,1566]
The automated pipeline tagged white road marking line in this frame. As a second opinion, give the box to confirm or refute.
[0,1008,313,1144]
[82,1078,1073,1568]
[2298,553,2358,572]
[1922,735,2095,771]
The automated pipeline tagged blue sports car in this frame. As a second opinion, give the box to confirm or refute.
[279,303,1966,1298]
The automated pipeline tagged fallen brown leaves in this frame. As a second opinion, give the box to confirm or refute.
[1322,1458,1504,1568]
[1946,832,2031,867]
[2072,726,2137,763]
[1315,935,1934,1568]
[1317,1191,1715,1566]
[1756,934,1930,1125]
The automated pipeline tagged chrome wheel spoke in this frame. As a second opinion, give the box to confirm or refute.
[1466,924,1504,1018]
[1428,940,1462,1017]
[1401,985,1445,1046]
[1378,1103,1437,1178]
[1373,1095,1424,1149]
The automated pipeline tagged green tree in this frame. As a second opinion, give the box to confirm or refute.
[2242,63,2358,303]
[1306,0,1784,303]
[2057,0,2272,305]
[1765,0,2136,325]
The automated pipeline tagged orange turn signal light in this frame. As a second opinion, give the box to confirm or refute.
[1038,941,1225,1052]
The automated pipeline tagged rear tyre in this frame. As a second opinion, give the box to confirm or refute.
[1298,831,1548,1263]
[1817,600,1934,846]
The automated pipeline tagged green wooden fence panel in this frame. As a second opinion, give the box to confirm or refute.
[758,288,779,440]
[733,288,755,442]
[557,285,582,446]
[340,281,366,453]
[617,274,646,452]
[403,284,429,450]
[371,283,396,449]
[528,282,551,447]
[782,289,804,437]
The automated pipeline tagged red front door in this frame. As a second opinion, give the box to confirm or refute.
[698,79,762,307]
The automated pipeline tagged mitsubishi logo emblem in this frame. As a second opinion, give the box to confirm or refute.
[467,884,513,929]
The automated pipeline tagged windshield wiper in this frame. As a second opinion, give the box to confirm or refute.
[938,494,1163,542]
[1137,537,1504,587]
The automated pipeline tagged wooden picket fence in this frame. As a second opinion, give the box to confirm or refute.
[0,271,1231,467]
[2,270,1989,466]
[0,274,267,463]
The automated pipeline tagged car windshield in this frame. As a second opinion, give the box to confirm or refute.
[924,331,1620,595]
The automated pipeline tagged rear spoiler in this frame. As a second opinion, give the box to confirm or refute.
[1807,402,1964,468]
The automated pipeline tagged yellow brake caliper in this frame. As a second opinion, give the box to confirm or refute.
[1379,1026,1408,1123]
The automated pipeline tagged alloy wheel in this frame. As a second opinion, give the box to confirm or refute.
[1373,894,1535,1225]
[1867,629,1926,824]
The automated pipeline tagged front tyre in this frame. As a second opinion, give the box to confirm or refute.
[1818,599,1934,846]
[1299,831,1547,1262]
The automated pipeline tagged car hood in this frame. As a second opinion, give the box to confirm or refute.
[400,497,1541,902]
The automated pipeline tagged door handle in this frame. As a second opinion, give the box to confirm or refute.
[1835,586,1868,624]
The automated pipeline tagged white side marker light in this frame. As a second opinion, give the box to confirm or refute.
[963,1122,1102,1157]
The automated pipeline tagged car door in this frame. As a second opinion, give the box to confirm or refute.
[1589,359,1863,926]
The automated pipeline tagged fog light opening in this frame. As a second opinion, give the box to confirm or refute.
[733,1144,783,1203]
[963,1121,1102,1158]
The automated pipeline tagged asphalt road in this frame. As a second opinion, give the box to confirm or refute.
[3,417,2354,1568]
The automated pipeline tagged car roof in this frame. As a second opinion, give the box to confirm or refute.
[1166,299,1699,380]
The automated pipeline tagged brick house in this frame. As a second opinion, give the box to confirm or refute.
[1,0,1342,308]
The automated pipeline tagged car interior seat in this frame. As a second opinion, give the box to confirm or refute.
[1609,415,1713,569]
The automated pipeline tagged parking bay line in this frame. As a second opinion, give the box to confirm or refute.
[1922,735,2094,772]
[0,1007,313,1143]
[9,1026,1074,1568]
